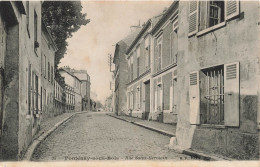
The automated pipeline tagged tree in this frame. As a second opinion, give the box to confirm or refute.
[42,1,90,77]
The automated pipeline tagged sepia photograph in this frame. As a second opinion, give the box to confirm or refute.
[0,0,259,166]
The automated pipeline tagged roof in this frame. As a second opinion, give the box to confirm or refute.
[151,1,179,35]
[42,21,58,51]
[125,11,165,55]
[113,28,141,63]
[59,68,81,82]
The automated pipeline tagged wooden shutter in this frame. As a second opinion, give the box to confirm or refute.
[155,46,158,73]
[160,83,163,111]
[188,1,199,36]
[225,0,239,20]
[257,57,260,129]
[155,86,158,112]
[224,62,239,127]
[189,71,200,124]
[170,79,173,112]
[127,92,129,109]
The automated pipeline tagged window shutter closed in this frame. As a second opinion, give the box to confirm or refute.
[170,79,173,112]
[155,46,158,72]
[160,84,164,111]
[224,62,239,127]
[257,60,260,129]
[127,92,129,109]
[225,0,239,20]
[189,71,200,124]
[188,1,199,36]
[155,86,158,112]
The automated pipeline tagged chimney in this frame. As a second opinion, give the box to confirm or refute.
[130,20,142,33]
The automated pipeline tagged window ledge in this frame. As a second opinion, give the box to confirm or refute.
[197,22,226,37]
[200,124,226,129]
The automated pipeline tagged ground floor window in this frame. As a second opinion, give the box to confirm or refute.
[200,65,224,125]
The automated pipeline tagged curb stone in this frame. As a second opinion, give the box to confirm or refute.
[107,114,233,161]
[22,111,88,161]
[106,114,175,137]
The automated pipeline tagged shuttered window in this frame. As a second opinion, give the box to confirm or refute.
[257,57,260,129]
[188,1,199,35]
[201,66,224,125]
[225,0,239,20]
[189,71,200,124]
[190,1,239,36]
[224,62,239,127]
[192,62,240,126]
[145,37,150,70]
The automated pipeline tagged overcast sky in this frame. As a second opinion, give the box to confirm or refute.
[59,1,172,104]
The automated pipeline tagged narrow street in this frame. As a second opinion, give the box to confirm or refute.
[31,112,190,161]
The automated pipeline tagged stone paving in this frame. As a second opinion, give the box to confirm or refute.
[31,112,191,161]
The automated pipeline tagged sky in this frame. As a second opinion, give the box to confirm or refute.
[59,1,172,104]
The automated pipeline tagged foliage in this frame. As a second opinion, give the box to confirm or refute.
[42,1,90,79]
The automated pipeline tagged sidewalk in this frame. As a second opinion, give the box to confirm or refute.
[107,113,232,161]
[23,111,88,161]
[33,112,75,140]
[107,114,176,137]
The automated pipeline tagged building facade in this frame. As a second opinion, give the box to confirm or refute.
[0,1,43,160]
[175,0,260,159]
[70,70,91,111]
[59,67,82,112]
[113,29,141,116]
[150,2,178,124]
[54,79,66,115]
[122,0,260,160]
[41,21,57,119]
[65,84,75,111]
[126,14,163,119]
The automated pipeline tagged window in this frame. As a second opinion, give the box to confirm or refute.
[130,56,133,81]
[44,55,46,77]
[188,1,240,36]
[51,66,53,83]
[34,10,38,51]
[48,62,50,81]
[155,82,163,112]
[208,1,225,27]
[170,30,177,64]
[144,37,150,70]
[136,87,141,109]
[155,36,162,72]
[137,46,140,77]
[170,78,177,113]
[200,65,224,125]
[28,63,31,115]
[35,75,39,114]
[26,1,30,37]
[189,62,240,126]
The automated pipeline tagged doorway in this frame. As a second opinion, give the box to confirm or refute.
[144,81,150,120]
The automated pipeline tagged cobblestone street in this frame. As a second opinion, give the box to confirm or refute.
[32,112,190,161]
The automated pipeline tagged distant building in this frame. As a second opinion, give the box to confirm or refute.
[54,79,66,114]
[59,67,82,112]
[70,69,91,111]
[125,12,164,119]
[65,84,75,111]
[113,27,141,116]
